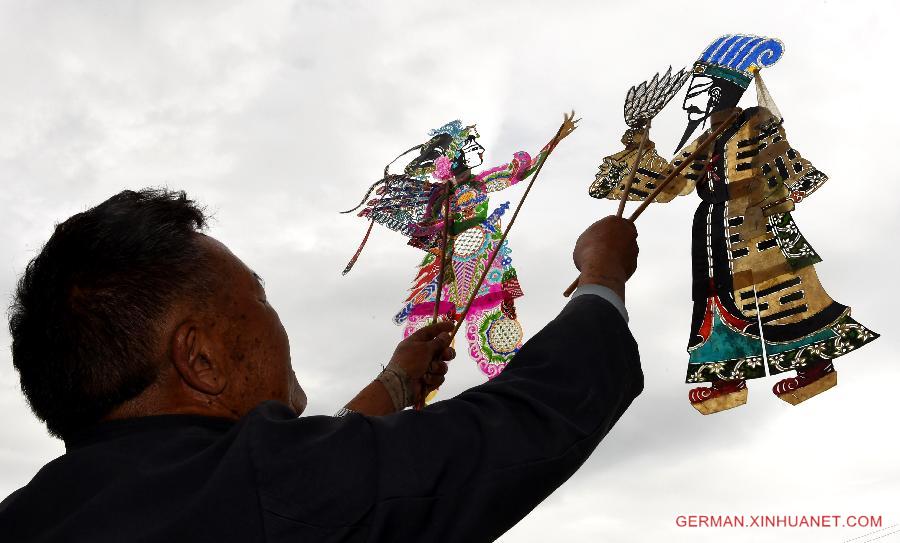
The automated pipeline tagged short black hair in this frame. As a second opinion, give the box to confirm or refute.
[9,189,213,440]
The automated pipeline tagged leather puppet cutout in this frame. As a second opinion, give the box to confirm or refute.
[343,120,568,379]
[589,34,878,414]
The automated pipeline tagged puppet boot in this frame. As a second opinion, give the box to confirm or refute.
[689,379,747,415]
[773,360,836,406]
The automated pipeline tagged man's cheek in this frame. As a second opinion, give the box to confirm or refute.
[290,378,307,415]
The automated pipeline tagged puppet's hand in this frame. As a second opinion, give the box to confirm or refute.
[556,110,580,142]
[621,127,653,150]
[388,321,455,406]
[762,198,796,217]
[755,177,795,217]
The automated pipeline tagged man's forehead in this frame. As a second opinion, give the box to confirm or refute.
[195,233,253,276]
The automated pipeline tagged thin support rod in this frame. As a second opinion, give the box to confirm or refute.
[431,181,454,324]
[616,120,652,218]
[450,121,568,342]
[562,111,739,297]
[627,111,739,222]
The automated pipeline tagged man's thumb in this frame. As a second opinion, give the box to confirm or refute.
[408,321,454,342]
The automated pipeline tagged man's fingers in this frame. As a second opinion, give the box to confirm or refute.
[425,332,452,359]
[441,347,456,361]
[423,373,445,388]
[428,360,449,376]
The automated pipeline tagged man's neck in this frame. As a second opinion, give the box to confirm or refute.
[103,379,243,423]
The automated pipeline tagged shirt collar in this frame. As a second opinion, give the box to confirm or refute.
[64,414,236,451]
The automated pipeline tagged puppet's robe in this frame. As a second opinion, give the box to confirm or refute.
[591,107,877,383]
[396,174,526,378]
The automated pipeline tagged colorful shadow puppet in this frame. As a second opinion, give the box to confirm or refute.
[344,120,574,378]
[589,34,878,414]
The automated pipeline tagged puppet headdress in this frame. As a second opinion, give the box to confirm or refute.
[428,120,477,156]
[428,120,467,139]
[399,119,479,179]
[693,34,784,88]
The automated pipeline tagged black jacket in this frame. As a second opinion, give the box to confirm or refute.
[0,295,642,542]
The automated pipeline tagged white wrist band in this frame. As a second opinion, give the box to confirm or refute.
[376,362,415,411]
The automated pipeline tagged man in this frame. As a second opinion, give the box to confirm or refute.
[1,188,642,541]
[589,34,877,415]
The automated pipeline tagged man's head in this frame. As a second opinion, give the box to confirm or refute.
[9,189,304,440]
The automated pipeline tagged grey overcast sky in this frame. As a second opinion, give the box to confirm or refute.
[1,1,898,542]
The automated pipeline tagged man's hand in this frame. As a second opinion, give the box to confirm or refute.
[573,216,639,300]
[342,321,455,416]
[390,321,455,404]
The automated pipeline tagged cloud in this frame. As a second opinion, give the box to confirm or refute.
[1,1,898,540]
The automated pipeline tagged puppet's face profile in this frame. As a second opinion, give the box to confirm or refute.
[682,75,721,122]
[458,135,485,170]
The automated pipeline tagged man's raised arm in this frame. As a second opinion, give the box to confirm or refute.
[361,216,643,541]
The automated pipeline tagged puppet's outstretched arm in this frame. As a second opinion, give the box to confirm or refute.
[590,127,705,204]
[477,116,578,193]
[475,151,536,193]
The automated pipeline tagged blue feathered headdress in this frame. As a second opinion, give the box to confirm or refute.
[693,34,784,88]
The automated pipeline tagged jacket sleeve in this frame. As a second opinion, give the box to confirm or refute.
[363,294,643,542]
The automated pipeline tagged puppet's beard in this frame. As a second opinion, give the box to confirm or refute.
[675,102,715,153]
[675,118,703,154]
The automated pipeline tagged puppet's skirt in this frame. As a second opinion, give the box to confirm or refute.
[683,203,878,383]
[396,223,525,378]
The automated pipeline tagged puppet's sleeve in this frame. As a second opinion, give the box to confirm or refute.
[476,129,569,193]
[749,114,829,214]
[475,151,535,192]
[589,132,704,204]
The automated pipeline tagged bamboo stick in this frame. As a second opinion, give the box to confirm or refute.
[628,110,738,221]
[616,120,652,218]
[562,110,739,297]
[431,180,454,324]
[415,180,454,410]
[449,115,572,342]
[415,113,573,410]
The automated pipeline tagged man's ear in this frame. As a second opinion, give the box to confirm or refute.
[171,321,227,396]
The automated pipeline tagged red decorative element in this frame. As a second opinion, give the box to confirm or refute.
[697,297,714,342]
[714,295,752,331]
[705,153,722,183]
[772,359,834,396]
[409,301,456,318]
[501,277,524,300]
[405,256,441,303]
[696,285,754,342]
[689,379,746,404]
[501,299,517,320]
